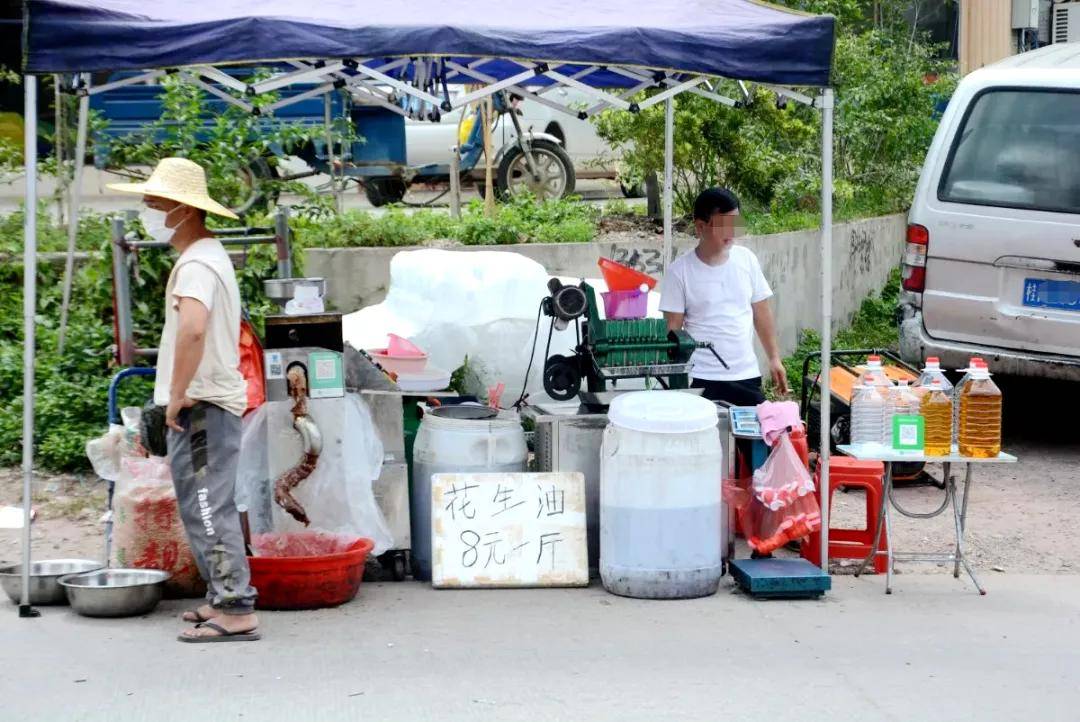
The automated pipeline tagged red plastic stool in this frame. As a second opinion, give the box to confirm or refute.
[801,458,888,573]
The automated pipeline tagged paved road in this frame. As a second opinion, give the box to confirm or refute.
[2,574,1078,721]
[0,167,634,216]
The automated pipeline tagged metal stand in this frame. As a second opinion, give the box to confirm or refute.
[854,459,985,595]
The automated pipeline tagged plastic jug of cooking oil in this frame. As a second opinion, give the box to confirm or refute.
[850,375,886,448]
[959,366,1001,458]
[916,357,953,395]
[921,378,953,456]
[952,357,984,445]
[863,356,895,443]
[884,380,920,445]
[864,355,892,387]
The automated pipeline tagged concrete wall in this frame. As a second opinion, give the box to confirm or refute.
[305,213,906,358]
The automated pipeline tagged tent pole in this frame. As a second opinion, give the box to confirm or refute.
[54,75,63,225]
[20,75,40,619]
[58,79,90,355]
[819,87,834,572]
[323,93,342,214]
[662,97,674,268]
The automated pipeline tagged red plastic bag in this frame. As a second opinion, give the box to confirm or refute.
[238,317,266,415]
[727,433,821,555]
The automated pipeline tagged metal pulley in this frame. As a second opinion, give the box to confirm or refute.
[542,354,582,401]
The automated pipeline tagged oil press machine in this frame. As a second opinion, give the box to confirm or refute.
[539,278,726,406]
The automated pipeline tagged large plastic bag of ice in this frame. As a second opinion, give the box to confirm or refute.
[342,249,661,402]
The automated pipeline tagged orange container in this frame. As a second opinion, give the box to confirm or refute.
[247,533,373,610]
[598,258,657,292]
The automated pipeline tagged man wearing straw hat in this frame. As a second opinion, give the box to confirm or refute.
[108,158,260,643]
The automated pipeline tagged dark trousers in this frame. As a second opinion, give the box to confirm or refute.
[692,376,765,407]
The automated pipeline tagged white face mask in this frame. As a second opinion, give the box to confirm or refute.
[139,206,186,244]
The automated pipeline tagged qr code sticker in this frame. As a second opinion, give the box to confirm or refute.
[265,352,284,379]
[315,358,337,381]
[899,424,918,446]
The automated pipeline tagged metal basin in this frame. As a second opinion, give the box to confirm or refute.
[263,277,326,307]
[60,568,171,618]
[0,559,103,605]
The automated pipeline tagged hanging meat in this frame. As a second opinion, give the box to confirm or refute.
[273,364,322,526]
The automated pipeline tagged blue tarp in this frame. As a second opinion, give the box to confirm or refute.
[25,0,835,86]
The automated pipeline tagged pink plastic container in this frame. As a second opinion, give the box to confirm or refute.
[602,289,648,319]
[369,349,429,374]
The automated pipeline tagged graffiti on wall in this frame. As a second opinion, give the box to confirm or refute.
[608,245,664,275]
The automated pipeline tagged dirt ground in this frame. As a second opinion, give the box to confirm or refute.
[2,377,1077,576]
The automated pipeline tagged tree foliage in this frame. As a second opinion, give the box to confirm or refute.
[593,0,956,218]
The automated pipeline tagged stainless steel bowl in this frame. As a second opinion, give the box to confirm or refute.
[263,277,327,307]
[59,568,171,618]
[0,559,104,605]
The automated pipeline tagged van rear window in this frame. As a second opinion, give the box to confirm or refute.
[939,89,1080,215]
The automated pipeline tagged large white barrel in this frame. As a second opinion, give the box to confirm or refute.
[412,406,528,581]
[600,391,723,599]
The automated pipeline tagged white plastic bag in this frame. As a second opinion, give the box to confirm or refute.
[86,424,125,482]
[236,393,393,554]
[85,406,146,481]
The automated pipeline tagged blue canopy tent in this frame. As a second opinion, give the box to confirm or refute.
[17,0,837,615]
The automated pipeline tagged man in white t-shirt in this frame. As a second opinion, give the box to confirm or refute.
[659,188,788,406]
[108,158,259,643]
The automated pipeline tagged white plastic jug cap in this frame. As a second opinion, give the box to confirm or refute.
[867,355,882,365]
[608,390,718,434]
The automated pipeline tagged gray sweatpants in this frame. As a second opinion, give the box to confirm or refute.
[167,402,257,614]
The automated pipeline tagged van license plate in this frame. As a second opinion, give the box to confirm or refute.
[1023,278,1080,311]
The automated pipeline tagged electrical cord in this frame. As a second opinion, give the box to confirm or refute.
[513,299,548,410]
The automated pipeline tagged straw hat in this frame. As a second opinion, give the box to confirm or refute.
[106,157,240,220]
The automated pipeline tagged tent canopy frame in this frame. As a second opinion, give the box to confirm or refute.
[19,26,835,618]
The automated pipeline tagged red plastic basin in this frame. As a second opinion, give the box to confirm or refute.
[248,532,374,610]
[598,257,658,292]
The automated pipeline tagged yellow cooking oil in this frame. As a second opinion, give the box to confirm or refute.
[920,381,952,457]
[959,371,1002,458]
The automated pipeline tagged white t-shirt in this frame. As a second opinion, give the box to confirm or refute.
[658,245,773,382]
[154,238,248,416]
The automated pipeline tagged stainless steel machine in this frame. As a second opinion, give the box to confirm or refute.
[258,280,412,579]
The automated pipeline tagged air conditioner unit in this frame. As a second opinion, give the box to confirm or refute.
[1012,0,1039,29]
[1053,0,1080,42]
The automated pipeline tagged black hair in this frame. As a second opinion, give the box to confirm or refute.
[693,187,740,222]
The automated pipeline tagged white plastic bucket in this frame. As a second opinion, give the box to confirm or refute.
[600,391,724,599]
[411,407,527,581]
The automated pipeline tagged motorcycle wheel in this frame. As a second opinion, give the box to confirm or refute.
[496,139,575,201]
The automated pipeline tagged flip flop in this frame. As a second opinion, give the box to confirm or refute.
[177,621,261,644]
[180,608,214,623]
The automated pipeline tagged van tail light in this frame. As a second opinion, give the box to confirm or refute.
[902,224,929,292]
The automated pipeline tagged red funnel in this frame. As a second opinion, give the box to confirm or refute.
[598,257,657,292]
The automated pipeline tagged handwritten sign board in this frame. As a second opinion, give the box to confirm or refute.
[431,472,588,588]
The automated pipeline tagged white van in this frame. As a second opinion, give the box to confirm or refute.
[898,43,1080,381]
